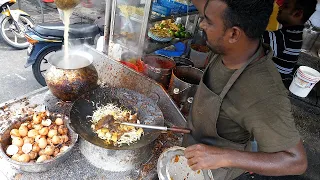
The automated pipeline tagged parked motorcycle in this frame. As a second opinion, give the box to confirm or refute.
[0,0,34,49]
[24,22,104,86]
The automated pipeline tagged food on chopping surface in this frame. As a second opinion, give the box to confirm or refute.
[5,111,70,163]
[150,19,191,38]
[90,104,144,147]
[118,5,144,18]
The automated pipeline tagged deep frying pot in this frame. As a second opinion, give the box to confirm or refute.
[69,87,164,150]
[173,57,194,67]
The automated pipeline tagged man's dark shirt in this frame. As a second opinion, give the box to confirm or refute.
[263,25,304,76]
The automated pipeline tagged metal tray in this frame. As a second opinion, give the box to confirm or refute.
[157,146,213,180]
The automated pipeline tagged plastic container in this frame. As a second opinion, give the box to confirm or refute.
[155,42,186,57]
[189,44,210,68]
[152,0,196,16]
[289,66,320,97]
[152,2,180,16]
[158,0,197,12]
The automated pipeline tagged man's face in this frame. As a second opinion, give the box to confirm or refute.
[192,0,228,54]
[277,0,299,25]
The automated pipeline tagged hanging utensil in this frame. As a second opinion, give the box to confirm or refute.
[121,122,191,134]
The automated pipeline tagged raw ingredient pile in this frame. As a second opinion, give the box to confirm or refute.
[5,111,70,163]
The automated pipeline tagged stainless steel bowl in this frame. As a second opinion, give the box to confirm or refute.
[0,113,78,173]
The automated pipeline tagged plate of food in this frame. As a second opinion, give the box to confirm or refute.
[148,29,173,42]
[148,19,192,42]
[69,87,164,150]
[157,146,213,180]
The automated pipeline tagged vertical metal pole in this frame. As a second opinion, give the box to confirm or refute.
[138,0,152,56]
[37,0,45,23]
[104,0,112,54]
[108,0,118,57]
[17,0,21,10]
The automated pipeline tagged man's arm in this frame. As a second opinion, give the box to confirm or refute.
[184,140,307,176]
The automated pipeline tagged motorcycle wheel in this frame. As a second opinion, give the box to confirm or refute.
[32,46,62,86]
[0,15,34,49]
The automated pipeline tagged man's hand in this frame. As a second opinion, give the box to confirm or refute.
[184,141,307,176]
[184,144,231,171]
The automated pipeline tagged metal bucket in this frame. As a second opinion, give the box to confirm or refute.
[45,50,98,102]
[173,57,194,67]
[142,55,176,89]
[79,139,153,172]
[168,66,203,111]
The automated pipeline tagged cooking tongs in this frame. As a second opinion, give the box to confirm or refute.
[121,122,191,134]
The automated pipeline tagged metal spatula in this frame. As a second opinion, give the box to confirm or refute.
[121,122,191,134]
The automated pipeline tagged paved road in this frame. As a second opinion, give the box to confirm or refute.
[0,1,68,104]
[0,38,42,104]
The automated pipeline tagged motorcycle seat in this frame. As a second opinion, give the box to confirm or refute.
[34,23,100,39]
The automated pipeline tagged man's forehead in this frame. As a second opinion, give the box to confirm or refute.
[204,0,227,20]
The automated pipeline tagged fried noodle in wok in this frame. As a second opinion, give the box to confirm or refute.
[90,104,144,147]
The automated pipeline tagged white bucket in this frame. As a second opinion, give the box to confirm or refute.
[289,66,320,97]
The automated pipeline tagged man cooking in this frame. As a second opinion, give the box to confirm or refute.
[183,0,307,179]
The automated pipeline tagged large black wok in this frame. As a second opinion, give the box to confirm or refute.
[69,87,164,150]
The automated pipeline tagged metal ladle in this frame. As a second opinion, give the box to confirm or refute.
[55,0,80,10]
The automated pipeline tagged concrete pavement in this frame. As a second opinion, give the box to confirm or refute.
[0,0,100,103]
[0,0,52,104]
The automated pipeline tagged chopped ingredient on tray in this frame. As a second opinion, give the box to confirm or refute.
[5,111,71,163]
[149,19,191,38]
[90,103,144,147]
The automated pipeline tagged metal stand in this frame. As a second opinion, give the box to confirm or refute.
[103,0,113,54]
[37,0,45,23]
[17,0,21,9]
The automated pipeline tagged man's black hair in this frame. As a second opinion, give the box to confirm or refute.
[294,0,317,23]
[205,0,274,39]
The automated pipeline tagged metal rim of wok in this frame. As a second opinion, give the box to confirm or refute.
[69,86,165,150]
[47,50,94,70]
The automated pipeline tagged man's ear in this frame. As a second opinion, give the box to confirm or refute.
[228,27,242,44]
